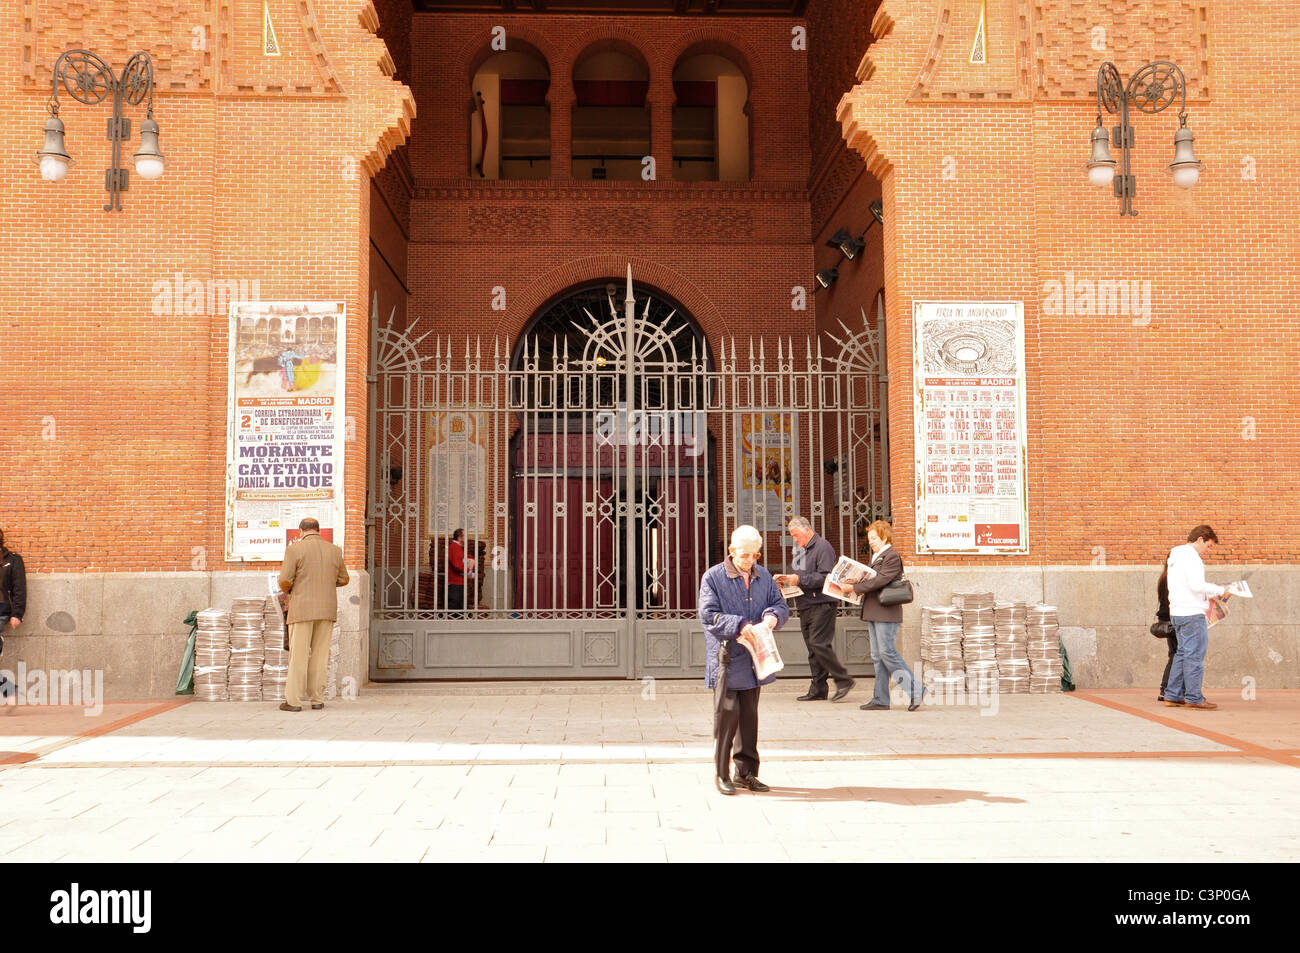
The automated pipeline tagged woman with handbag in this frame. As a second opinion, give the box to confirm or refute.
[830,520,922,712]
[1153,563,1178,703]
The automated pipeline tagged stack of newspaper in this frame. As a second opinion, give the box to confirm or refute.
[261,594,289,702]
[1026,604,1063,692]
[995,601,1029,693]
[920,606,965,695]
[194,608,231,702]
[227,598,266,702]
[957,592,998,692]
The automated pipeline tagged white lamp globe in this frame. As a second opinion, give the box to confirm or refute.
[1087,163,1115,188]
[1170,164,1200,189]
[135,155,165,180]
[40,154,70,181]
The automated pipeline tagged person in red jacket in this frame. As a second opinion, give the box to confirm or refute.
[447,529,475,613]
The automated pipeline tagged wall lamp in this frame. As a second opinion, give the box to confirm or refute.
[815,268,839,290]
[1086,61,1201,217]
[826,199,885,261]
[35,50,166,211]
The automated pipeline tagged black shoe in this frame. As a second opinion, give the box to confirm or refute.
[734,774,770,793]
[279,702,302,712]
[796,691,828,701]
[716,776,736,796]
[311,703,324,710]
[907,697,921,711]
[859,701,889,711]
[832,680,856,702]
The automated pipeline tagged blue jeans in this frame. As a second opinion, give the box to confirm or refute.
[868,620,920,706]
[1166,613,1209,705]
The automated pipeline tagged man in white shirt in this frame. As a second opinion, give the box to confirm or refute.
[1164,524,1231,711]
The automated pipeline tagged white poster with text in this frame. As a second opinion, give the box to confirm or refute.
[913,301,1028,554]
[225,301,346,561]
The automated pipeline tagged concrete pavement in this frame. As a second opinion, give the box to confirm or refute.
[1,681,1296,862]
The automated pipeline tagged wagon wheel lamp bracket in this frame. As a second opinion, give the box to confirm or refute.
[1085,61,1203,217]
[35,49,166,211]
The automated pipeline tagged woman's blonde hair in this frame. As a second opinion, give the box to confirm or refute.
[867,520,893,544]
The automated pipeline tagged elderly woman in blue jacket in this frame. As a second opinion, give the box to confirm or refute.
[699,524,790,796]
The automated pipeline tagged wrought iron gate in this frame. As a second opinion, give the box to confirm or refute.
[367,270,885,680]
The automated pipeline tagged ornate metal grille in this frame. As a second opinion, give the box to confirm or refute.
[366,269,884,679]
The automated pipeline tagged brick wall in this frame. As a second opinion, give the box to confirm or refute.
[841,0,1300,564]
[1,1,413,572]
[4,0,1296,585]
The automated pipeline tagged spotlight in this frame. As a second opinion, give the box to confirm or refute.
[826,200,884,261]
[815,268,838,290]
[827,230,865,261]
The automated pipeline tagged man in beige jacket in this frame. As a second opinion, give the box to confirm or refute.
[277,518,349,711]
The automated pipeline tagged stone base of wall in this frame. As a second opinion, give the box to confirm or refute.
[1,567,1293,698]
[1,572,370,701]
[900,566,1299,691]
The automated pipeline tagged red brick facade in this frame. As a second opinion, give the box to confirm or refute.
[3,0,1297,581]
[840,0,1298,565]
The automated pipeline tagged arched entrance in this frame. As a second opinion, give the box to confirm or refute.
[366,267,886,681]
[508,278,716,625]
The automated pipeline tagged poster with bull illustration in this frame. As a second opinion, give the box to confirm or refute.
[225,300,346,561]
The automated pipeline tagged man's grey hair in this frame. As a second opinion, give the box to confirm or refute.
[729,524,762,551]
[788,517,812,533]
[299,517,320,532]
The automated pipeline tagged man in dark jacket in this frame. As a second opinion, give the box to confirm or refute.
[775,516,854,701]
[1,528,27,702]
[698,524,789,796]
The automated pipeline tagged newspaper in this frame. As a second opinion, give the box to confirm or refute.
[1207,581,1253,628]
[778,582,804,600]
[822,555,876,606]
[736,619,785,680]
[1205,597,1229,629]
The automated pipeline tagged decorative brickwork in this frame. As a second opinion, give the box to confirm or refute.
[1033,0,1210,101]
[466,204,553,236]
[22,0,216,92]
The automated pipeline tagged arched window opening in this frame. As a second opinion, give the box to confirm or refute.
[471,50,551,180]
[672,53,749,182]
[513,281,710,419]
[571,50,650,181]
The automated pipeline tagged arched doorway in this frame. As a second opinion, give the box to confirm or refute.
[366,267,885,681]
[508,279,716,625]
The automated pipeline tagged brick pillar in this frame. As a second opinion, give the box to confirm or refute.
[549,76,573,180]
[648,76,674,182]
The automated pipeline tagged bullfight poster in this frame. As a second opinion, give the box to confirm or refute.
[225,301,346,561]
[736,412,797,533]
